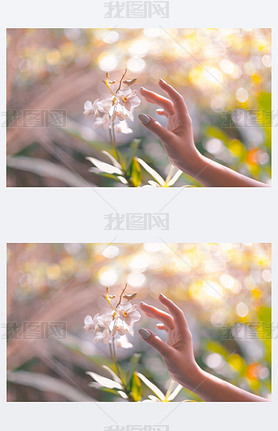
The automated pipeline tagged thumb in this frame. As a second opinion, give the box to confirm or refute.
[139,114,172,142]
[139,328,172,357]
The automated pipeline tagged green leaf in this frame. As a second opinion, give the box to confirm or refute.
[86,371,123,390]
[125,139,141,170]
[102,151,122,169]
[102,365,122,384]
[128,157,141,187]
[86,157,122,175]
[130,372,141,401]
[136,372,165,401]
[89,169,127,183]
[165,165,176,184]
[165,379,176,399]
[167,169,183,187]
[126,353,141,387]
[167,383,183,401]
[136,158,165,186]
[89,385,128,399]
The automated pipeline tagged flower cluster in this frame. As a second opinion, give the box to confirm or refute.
[83,70,141,134]
[84,285,141,349]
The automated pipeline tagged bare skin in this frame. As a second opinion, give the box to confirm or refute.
[139,79,268,187]
[139,293,269,402]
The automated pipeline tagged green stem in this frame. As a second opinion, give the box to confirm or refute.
[109,337,135,401]
[110,336,122,381]
[110,122,122,168]
[109,122,135,187]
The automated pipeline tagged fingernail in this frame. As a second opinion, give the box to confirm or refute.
[159,293,167,300]
[139,328,151,339]
[139,114,150,125]
[140,86,148,91]
[159,78,166,84]
[140,301,147,306]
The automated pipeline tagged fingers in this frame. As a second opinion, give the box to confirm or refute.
[159,293,188,331]
[139,328,173,357]
[138,114,173,142]
[140,301,174,330]
[159,79,188,116]
[156,108,168,117]
[156,323,168,331]
[140,87,174,115]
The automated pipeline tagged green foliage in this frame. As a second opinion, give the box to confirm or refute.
[127,158,141,187]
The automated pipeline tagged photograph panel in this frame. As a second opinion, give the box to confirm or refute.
[6,29,271,187]
[7,243,271,402]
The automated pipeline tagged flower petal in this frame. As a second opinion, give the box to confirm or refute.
[102,365,122,384]
[136,372,165,401]
[167,169,183,186]
[102,151,122,169]
[86,372,123,390]
[84,100,93,111]
[136,158,165,186]
[84,315,93,325]
[86,157,122,175]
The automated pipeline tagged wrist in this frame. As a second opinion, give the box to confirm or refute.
[180,363,205,392]
[181,151,207,178]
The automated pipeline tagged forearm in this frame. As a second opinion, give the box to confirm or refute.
[184,367,268,402]
[184,153,268,187]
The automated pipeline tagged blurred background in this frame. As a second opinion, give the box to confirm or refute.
[7,243,271,401]
[7,28,271,187]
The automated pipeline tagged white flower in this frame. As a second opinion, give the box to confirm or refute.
[83,71,141,137]
[84,98,114,119]
[115,335,133,349]
[83,286,141,348]
[97,98,114,114]
[109,103,133,122]
[84,311,114,332]
[115,120,133,134]
[109,317,132,336]
[97,312,114,327]
[94,113,111,130]
[117,302,141,327]
[94,328,111,344]
[83,99,100,118]
[117,88,141,113]
[84,314,100,332]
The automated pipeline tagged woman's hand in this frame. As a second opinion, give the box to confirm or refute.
[139,293,268,401]
[139,293,202,390]
[139,79,202,175]
[139,80,268,187]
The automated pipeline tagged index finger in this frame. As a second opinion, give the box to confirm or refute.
[140,87,174,114]
[159,293,188,331]
[159,79,188,116]
[140,301,175,330]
